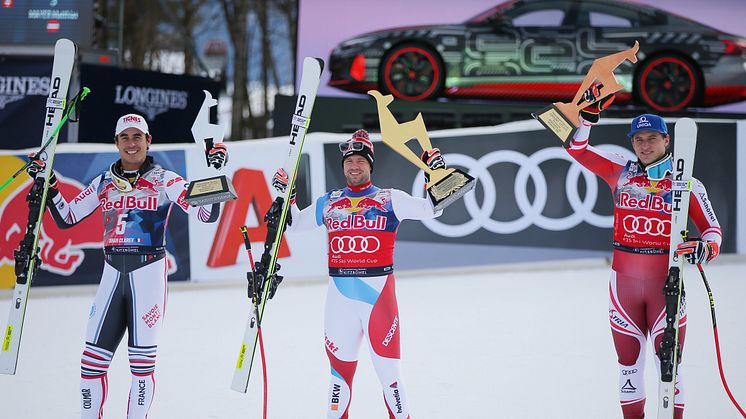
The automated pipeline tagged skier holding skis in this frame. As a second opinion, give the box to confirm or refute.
[25,113,228,419]
[271,129,444,419]
[566,91,722,419]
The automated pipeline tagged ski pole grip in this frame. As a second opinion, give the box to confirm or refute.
[240,225,251,250]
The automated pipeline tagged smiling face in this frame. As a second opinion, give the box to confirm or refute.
[115,127,151,171]
[631,130,670,166]
[343,154,372,187]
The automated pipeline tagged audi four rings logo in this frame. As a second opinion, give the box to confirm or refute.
[330,236,381,253]
[410,146,635,237]
[622,215,670,236]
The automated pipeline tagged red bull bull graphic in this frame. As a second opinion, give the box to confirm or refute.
[328,197,353,211]
[0,173,103,280]
[356,197,387,212]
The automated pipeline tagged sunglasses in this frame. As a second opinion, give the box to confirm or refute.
[645,155,673,181]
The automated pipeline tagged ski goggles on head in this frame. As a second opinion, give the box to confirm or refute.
[645,154,673,181]
[339,140,372,154]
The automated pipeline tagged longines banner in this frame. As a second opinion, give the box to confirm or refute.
[0,147,190,288]
[0,56,68,149]
[325,120,738,254]
[78,64,220,142]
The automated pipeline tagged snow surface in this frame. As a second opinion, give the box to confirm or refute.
[1,258,745,419]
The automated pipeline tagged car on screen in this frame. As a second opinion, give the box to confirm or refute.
[328,0,746,111]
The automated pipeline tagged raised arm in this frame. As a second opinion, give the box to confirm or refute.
[47,174,102,229]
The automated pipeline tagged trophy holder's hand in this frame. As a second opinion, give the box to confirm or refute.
[579,83,616,124]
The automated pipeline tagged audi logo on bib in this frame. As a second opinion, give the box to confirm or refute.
[622,215,670,236]
[330,236,381,254]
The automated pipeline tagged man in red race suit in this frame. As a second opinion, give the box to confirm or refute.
[566,94,722,419]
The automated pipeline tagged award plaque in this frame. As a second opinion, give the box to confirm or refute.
[368,90,476,211]
[185,175,237,206]
[532,41,640,144]
[187,90,237,206]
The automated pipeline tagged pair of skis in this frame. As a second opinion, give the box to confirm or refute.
[1,39,84,375]
[230,57,324,409]
[655,119,744,418]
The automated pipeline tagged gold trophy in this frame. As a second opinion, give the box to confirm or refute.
[532,41,640,144]
[368,90,476,211]
[186,90,237,206]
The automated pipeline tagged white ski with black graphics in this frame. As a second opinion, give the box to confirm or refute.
[1,38,77,375]
[656,118,697,418]
[231,57,324,393]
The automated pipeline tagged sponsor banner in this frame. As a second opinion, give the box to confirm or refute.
[78,64,220,143]
[324,120,737,255]
[0,147,190,288]
[0,56,69,149]
[186,136,329,281]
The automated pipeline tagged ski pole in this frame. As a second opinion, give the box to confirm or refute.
[0,87,91,192]
[240,226,268,419]
[696,263,746,418]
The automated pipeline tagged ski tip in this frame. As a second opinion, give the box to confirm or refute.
[303,56,325,72]
[674,118,697,134]
[55,38,77,52]
[314,57,325,72]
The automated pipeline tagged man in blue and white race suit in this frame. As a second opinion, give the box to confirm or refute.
[27,114,227,419]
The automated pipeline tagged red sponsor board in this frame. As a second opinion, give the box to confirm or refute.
[207,168,290,267]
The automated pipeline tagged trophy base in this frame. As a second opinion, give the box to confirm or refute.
[532,104,578,145]
[427,169,477,212]
[185,175,237,206]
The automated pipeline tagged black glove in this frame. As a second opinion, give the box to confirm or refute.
[675,239,719,265]
[207,143,228,170]
[579,82,615,124]
[420,148,446,184]
[26,155,59,197]
[265,195,292,228]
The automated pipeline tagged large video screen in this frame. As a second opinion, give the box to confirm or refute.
[298,0,746,111]
[0,0,93,48]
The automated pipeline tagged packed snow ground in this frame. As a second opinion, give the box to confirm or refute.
[1,258,745,419]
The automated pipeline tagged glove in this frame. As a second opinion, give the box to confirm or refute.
[265,195,292,228]
[420,148,446,184]
[675,239,719,265]
[207,143,228,170]
[272,168,297,204]
[26,154,59,196]
[578,82,615,124]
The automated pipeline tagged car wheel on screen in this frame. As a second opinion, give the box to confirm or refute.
[380,43,444,101]
[635,54,701,112]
